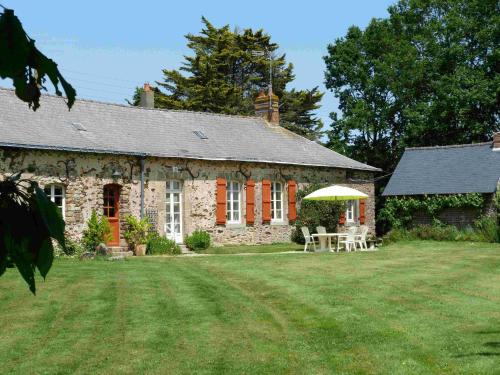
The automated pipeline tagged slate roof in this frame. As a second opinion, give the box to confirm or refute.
[383,143,500,196]
[0,88,379,171]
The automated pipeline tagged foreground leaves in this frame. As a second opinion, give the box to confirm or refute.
[0,176,65,293]
[0,7,76,110]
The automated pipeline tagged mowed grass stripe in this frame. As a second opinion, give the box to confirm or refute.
[0,241,498,374]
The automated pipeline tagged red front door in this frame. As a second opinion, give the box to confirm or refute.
[103,185,120,246]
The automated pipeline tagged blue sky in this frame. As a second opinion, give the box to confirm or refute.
[1,0,394,127]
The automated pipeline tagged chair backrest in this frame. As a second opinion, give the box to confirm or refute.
[346,232,356,241]
[347,226,358,234]
[359,225,369,239]
[301,227,311,243]
[316,226,326,234]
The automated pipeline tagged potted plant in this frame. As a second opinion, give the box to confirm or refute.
[123,215,151,256]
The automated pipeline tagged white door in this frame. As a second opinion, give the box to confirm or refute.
[165,180,183,243]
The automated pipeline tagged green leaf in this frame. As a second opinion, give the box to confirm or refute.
[34,186,65,250]
[4,231,36,294]
[36,238,53,279]
[0,8,76,110]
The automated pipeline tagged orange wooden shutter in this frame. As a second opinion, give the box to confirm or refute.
[288,180,297,221]
[216,178,227,225]
[262,179,271,223]
[246,179,255,224]
[338,211,346,225]
[359,199,366,224]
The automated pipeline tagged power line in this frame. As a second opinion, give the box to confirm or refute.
[64,76,137,90]
[60,68,142,85]
[75,85,131,96]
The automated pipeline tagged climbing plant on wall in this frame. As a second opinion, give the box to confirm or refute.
[378,194,485,229]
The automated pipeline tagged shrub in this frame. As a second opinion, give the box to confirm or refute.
[292,184,345,244]
[54,237,85,258]
[147,233,181,255]
[123,215,151,248]
[473,216,499,243]
[383,218,500,245]
[82,210,112,252]
[185,230,210,251]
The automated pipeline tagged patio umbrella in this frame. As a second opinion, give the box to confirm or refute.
[303,185,368,201]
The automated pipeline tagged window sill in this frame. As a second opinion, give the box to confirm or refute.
[226,222,245,229]
[270,220,287,226]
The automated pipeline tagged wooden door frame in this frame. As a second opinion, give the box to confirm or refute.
[103,184,121,247]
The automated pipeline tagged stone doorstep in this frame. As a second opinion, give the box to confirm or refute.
[108,247,134,257]
[179,244,194,254]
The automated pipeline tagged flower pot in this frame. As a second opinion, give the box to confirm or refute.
[134,244,147,256]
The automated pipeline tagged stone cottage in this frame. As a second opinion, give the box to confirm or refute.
[0,86,379,247]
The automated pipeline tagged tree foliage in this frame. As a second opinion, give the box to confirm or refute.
[132,17,324,140]
[324,0,500,172]
[0,173,66,294]
[0,7,76,110]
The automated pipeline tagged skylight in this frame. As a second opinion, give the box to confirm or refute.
[70,122,87,132]
[193,130,208,139]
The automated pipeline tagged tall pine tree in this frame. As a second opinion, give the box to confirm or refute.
[132,17,323,140]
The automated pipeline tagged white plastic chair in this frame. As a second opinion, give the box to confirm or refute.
[355,225,369,250]
[316,226,326,234]
[339,229,356,252]
[301,227,317,252]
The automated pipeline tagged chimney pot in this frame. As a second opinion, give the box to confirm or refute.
[140,82,154,108]
[493,132,500,150]
[254,88,279,125]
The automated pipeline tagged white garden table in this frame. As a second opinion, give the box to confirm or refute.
[312,233,349,252]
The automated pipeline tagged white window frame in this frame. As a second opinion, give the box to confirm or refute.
[165,180,183,243]
[44,184,65,220]
[271,181,284,223]
[345,200,358,224]
[226,181,241,224]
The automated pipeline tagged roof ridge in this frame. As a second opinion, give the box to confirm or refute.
[0,86,267,122]
[406,142,492,151]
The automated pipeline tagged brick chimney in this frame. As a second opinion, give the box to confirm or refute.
[140,83,154,108]
[254,88,279,124]
[493,132,500,150]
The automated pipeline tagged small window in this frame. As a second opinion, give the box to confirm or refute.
[345,200,358,223]
[44,184,65,219]
[271,182,283,222]
[226,181,241,224]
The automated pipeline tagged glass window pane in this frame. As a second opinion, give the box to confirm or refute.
[234,211,239,221]
[44,187,51,196]
[54,196,63,206]
[54,186,63,196]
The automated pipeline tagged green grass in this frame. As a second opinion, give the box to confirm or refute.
[200,242,303,254]
[1,241,499,374]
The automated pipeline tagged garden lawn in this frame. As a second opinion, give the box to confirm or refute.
[0,241,499,375]
[200,242,303,254]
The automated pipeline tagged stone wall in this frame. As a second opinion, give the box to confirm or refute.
[0,147,376,246]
